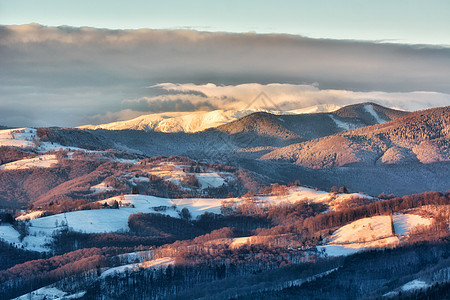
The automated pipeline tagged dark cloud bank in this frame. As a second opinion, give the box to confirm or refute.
[0,24,449,127]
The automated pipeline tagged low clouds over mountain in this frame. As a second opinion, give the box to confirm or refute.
[1,24,449,126]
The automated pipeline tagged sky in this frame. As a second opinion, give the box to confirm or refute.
[0,1,450,127]
[2,0,450,45]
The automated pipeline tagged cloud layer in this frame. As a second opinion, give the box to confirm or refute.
[1,24,449,127]
[126,83,450,113]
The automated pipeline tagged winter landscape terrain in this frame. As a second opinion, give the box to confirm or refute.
[0,102,449,299]
[1,4,450,297]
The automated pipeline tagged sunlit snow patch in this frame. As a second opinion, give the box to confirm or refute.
[14,286,86,300]
[0,154,58,170]
[16,210,45,221]
[319,215,400,257]
[90,181,116,194]
[0,128,37,148]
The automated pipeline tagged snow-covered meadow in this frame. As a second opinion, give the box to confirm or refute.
[318,213,433,256]
[2,186,374,252]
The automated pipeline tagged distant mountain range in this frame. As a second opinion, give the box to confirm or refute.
[2,102,448,196]
[79,104,343,133]
[79,102,409,151]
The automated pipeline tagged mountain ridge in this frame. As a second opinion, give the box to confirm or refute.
[261,106,450,168]
[78,103,395,134]
[211,102,409,144]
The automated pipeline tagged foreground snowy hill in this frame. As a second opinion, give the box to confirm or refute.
[1,186,371,252]
[318,213,432,256]
[1,188,447,299]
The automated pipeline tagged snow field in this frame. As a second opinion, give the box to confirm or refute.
[0,154,58,170]
[79,106,342,133]
[330,215,393,244]
[383,279,430,298]
[14,286,86,300]
[90,181,116,194]
[320,213,433,256]
[0,224,21,246]
[256,186,371,211]
[8,186,374,252]
[0,128,63,152]
[0,128,124,159]
[393,213,432,235]
[0,128,37,148]
[79,109,255,133]
[0,224,50,252]
[12,194,223,251]
[319,236,400,257]
[195,172,226,188]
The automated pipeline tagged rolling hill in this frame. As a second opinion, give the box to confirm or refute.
[262,106,449,168]
[210,102,408,146]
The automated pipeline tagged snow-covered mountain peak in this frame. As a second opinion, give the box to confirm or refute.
[79,105,341,133]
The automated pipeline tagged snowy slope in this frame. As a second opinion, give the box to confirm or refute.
[328,115,359,131]
[195,172,226,188]
[257,187,372,211]
[8,186,371,252]
[331,215,393,244]
[0,154,58,170]
[117,250,153,263]
[14,286,86,300]
[0,128,132,172]
[12,194,224,251]
[319,215,400,257]
[0,224,21,246]
[364,104,386,124]
[90,181,116,194]
[79,110,255,133]
[393,213,432,235]
[319,213,433,256]
[101,257,174,278]
[0,128,37,148]
[7,189,425,253]
[16,210,45,221]
[383,279,431,298]
[0,127,95,153]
